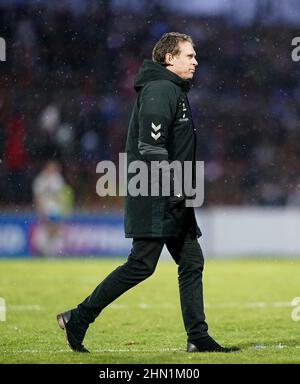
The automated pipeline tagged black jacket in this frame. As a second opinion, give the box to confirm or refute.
[124,60,200,238]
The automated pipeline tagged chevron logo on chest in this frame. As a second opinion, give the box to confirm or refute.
[151,122,161,140]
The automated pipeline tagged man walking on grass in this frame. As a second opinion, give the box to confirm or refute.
[57,32,239,354]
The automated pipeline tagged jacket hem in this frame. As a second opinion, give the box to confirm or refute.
[125,233,179,239]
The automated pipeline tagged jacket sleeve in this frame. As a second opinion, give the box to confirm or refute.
[138,80,177,162]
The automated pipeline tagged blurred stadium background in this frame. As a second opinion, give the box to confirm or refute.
[0,0,300,259]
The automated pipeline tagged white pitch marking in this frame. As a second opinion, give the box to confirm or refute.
[8,345,300,354]
[10,348,182,354]
[109,301,292,310]
[7,305,43,311]
[4,301,291,313]
[110,303,126,309]
[93,348,181,353]
[205,301,292,309]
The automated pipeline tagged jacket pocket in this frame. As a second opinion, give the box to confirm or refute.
[163,196,186,234]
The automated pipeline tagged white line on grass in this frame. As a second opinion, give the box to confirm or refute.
[4,302,291,312]
[253,344,300,350]
[6,345,300,354]
[7,305,43,311]
[109,301,292,310]
[7,348,183,354]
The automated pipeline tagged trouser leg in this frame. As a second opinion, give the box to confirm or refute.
[77,238,164,324]
[166,233,208,341]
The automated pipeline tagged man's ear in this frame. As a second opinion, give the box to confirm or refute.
[165,52,174,66]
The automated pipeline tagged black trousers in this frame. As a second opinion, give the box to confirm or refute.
[77,216,208,341]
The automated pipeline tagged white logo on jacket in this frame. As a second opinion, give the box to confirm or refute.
[151,122,161,140]
[179,101,189,122]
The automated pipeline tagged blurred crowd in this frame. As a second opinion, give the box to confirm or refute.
[0,1,300,210]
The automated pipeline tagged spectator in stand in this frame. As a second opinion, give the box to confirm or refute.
[32,161,73,256]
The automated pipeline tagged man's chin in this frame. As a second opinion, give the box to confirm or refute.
[185,74,194,80]
[184,72,194,80]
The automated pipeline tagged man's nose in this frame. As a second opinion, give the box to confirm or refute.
[193,58,198,66]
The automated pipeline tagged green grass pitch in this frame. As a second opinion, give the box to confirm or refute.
[0,257,300,364]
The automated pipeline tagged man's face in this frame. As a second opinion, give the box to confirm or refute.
[166,41,198,80]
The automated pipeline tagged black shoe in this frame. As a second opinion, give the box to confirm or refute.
[57,310,89,353]
[186,335,240,353]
